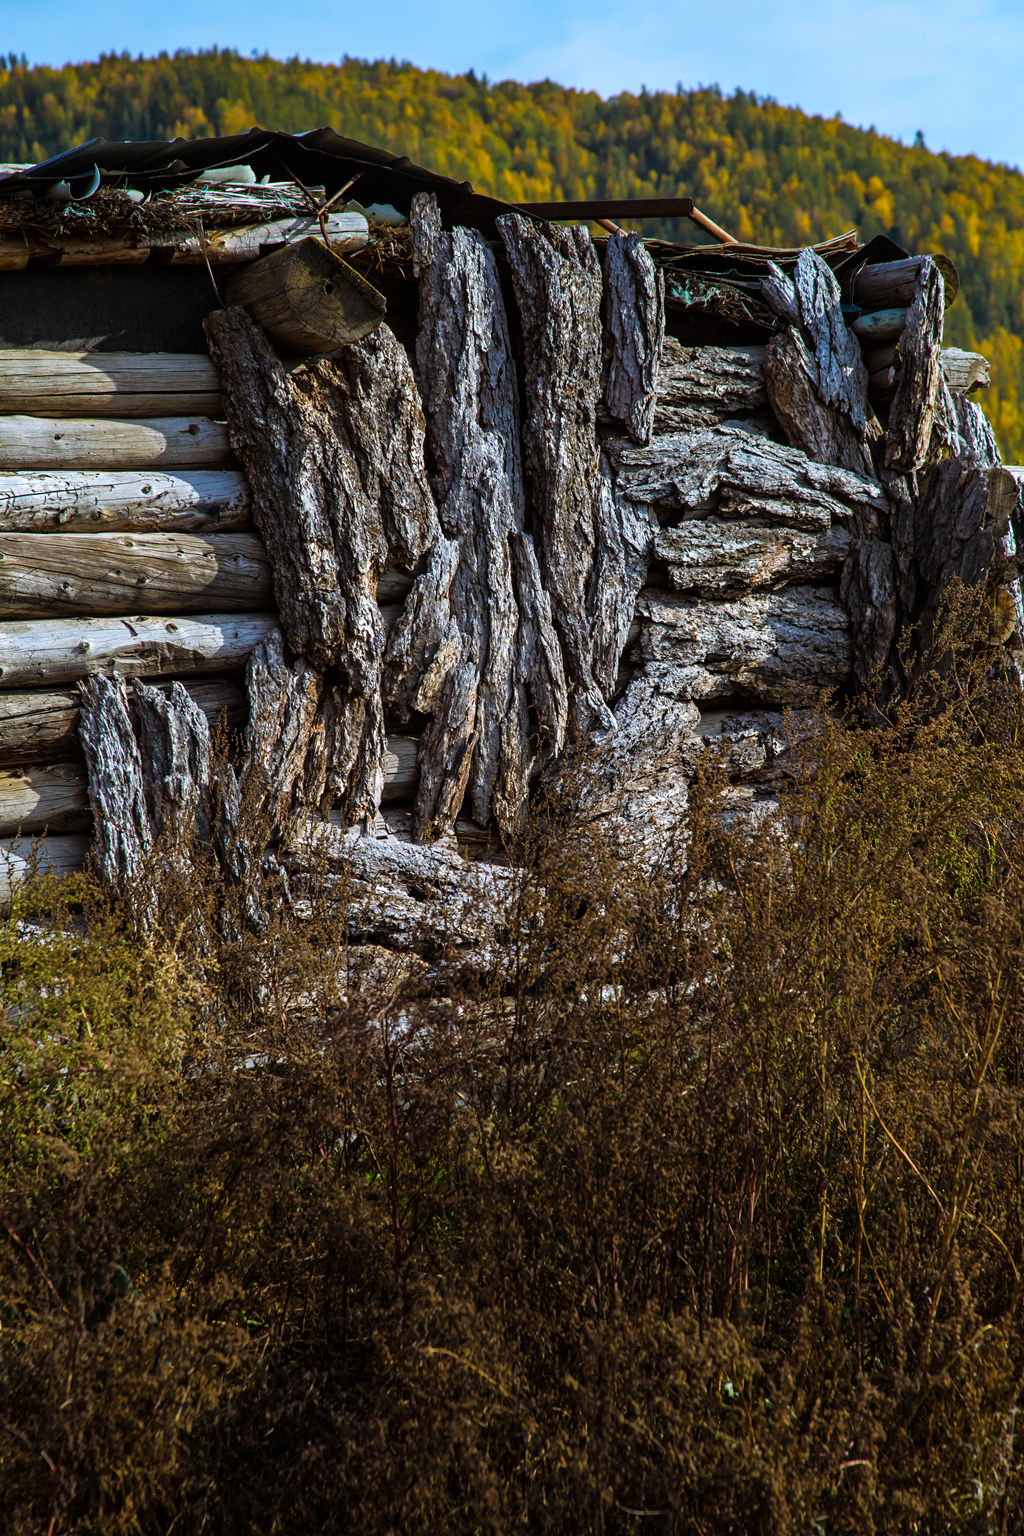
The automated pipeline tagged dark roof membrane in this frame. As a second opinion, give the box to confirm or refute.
[0,126,513,233]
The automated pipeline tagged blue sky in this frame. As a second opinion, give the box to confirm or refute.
[4,0,1023,170]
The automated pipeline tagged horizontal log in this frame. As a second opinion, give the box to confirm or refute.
[634,585,851,704]
[851,307,907,342]
[655,519,849,594]
[0,762,91,833]
[940,347,990,393]
[0,416,233,471]
[0,678,246,765]
[0,470,251,533]
[164,211,369,265]
[866,345,990,402]
[0,352,222,418]
[0,212,369,270]
[0,612,277,688]
[0,532,270,619]
[853,256,959,311]
[0,833,89,907]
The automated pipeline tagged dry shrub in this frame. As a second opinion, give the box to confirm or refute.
[4,625,1024,1533]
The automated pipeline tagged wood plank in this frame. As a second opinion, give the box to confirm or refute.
[224,239,385,356]
[0,532,271,618]
[0,679,246,765]
[0,352,222,418]
[0,612,277,689]
[0,470,251,533]
[0,416,233,471]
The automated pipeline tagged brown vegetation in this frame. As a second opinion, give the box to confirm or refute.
[4,607,1024,1533]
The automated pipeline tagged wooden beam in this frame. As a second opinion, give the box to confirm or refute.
[0,679,246,765]
[0,470,250,533]
[224,239,386,356]
[0,532,271,618]
[0,612,277,689]
[0,416,233,471]
[0,351,221,418]
[853,256,959,311]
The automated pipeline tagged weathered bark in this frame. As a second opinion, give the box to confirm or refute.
[411,650,480,844]
[0,734,418,838]
[608,424,887,532]
[635,586,851,705]
[572,667,700,865]
[602,230,665,445]
[760,252,876,478]
[326,324,442,572]
[0,351,221,417]
[839,538,898,697]
[134,681,213,847]
[656,518,849,594]
[382,535,461,720]
[204,305,387,821]
[763,328,874,477]
[0,679,245,766]
[0,416,233,472]
[77,673,152,892]
[884,258,946,472]
[653,340,767,433]
[284,818,516,961]
[0,612,276,689]
[238,628,327,835]
[0,531,270,618]
[497,211,617,737]
[0,470,251,534]
[412,192,566,835]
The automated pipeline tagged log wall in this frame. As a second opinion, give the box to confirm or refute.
[1,225,1018,944]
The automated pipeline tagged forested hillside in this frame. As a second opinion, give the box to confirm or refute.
[1,48,1023,456]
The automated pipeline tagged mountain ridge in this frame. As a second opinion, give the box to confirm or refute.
[2,47,1023,456]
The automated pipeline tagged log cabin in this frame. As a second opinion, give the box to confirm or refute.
[0,127,1019,952]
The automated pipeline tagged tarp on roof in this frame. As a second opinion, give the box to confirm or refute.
[0,126,513,233]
